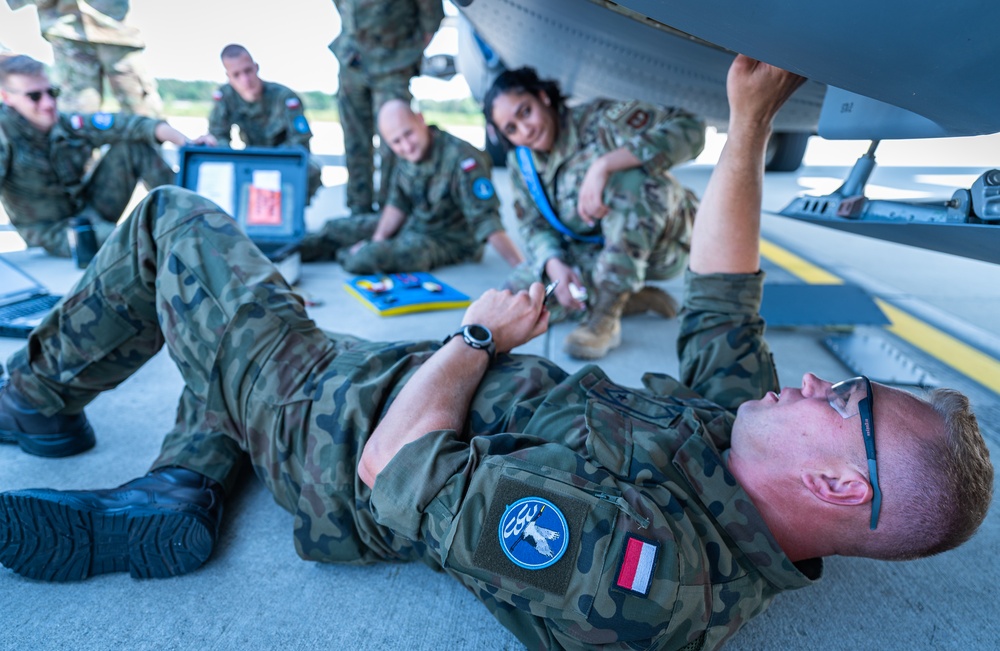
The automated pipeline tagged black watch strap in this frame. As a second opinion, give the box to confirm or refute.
[443,324,496,362]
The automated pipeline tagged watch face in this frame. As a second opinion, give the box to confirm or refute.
[466,324,491,344]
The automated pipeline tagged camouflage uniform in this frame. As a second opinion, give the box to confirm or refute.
[23,0,163,116]
[2,185,816,650]
[0,104,174,256]
[299,126,503,273]
[208,81,323,201]
[505,100,705,321]
[330,0,444,213]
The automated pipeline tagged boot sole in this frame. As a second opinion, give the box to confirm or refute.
[0,422,96,458]
[0,491,213,581]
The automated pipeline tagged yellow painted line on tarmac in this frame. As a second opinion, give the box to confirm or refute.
[875,300,1000,394]
[760,238,1000,393]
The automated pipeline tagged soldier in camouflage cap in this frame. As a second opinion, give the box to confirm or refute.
[330,0,444,215]
[0,54,209,257]
[300,99,523,273]
[486,66,706,361]
[7,0,163,116]
[207,44,323,203]
[0,57,992,651]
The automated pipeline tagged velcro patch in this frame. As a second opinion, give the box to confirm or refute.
[472,178,494,200]
[91,113,114,130]
[460,157,477,172]
[294,115,309,133]
[286,97,301,110]
[472,476,589,595]
[212,89,223,101]
[70,114,84,130]
[614,534,659,596]
[604,100,637,123]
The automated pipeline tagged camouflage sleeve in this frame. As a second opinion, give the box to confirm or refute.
[383,165,410,214]
[72,112,161,147]
[416,0,445,36]
[507,150,564,275]
[277,88,313,150]
[592,100,706,176]
[207,88,232,146]
[454,149,504,242]
[0,129,9,189]
[676,269,779,420]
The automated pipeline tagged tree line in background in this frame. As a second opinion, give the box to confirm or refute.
[156,78,483,119]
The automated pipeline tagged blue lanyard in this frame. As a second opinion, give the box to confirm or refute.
[515,146,604,245]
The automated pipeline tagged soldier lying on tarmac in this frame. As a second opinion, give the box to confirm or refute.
[0,54,211,258]
[300,99,524,274]
[0,57,992,651]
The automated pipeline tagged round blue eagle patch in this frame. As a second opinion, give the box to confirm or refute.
[91,113,114,130]
[498,496,568,570]
[472,178,495,200]
[294,115,309,133]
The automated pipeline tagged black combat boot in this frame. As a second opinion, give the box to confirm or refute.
[0,467,225,582]
[0,379,96,457]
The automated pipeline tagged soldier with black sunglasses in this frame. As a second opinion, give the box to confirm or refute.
[0,54,209,259]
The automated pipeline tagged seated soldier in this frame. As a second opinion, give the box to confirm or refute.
[207,44,323,202]
[0,57,992,651]
[0,54,208,258]
[299,99,523,274]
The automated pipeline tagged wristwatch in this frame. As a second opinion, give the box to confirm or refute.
[443,324,496,362]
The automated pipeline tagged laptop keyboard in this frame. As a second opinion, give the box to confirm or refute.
[0,294,60,321]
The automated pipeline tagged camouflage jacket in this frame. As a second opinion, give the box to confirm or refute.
[15,0,146,48]
[295,271,818,651]
[508,100,705,268]
[207,81,314,151]
[329,0,444,76]
[0,104,161,227]
[384,126,503,248]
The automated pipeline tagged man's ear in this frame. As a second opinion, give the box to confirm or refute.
[801,469,871,506]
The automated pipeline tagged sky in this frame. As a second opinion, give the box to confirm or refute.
[0,0,471,99]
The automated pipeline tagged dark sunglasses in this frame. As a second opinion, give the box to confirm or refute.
[17,87,61,102]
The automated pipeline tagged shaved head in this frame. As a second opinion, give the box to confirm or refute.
[378,99,432,163]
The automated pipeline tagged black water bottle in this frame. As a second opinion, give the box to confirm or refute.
[66,216,98,269]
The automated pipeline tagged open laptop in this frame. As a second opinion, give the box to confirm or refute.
[0,255,62,338]
[177,145,309,283]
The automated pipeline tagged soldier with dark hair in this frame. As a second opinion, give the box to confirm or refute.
[0,57,992,651]
[207,44,323,202]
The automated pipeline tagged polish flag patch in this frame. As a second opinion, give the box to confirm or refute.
[70,114,84,130]
[212,89,223,101]
[460,157,477,172]
[285,97,301,109]
[615,535,658,596]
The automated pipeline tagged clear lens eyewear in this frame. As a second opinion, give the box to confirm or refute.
[827,376,881,530]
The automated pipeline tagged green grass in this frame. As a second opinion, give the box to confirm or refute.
[161,101,484,128]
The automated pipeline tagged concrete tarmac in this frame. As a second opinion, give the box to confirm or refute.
[0,151,997,649]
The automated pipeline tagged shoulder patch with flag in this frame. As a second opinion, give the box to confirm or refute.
[460,157,477,172]
[70,114,84,130]
[285,97,301,110]
[615,535,658,597]
[212,89,223,101]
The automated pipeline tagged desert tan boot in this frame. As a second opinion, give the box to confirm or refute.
[563,287,629,360]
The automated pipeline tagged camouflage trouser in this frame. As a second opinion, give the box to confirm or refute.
[15,142,175,258]
[48,39,163,117]
[299,212,482,274]
[337,64,415,214]
[506,170,698,322]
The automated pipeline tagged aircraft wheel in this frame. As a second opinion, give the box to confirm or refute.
[765,132,810,172]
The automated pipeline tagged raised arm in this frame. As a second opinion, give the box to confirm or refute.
[688,56,805,274]
[358,284,550,487]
